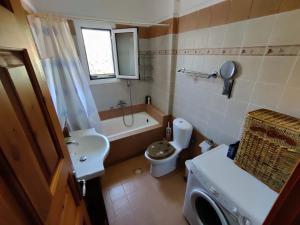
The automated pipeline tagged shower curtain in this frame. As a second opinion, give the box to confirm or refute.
[28,15,102,132]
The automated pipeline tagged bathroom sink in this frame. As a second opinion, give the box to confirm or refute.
[67,129,110,180]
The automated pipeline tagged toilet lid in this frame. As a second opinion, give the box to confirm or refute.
[146,141,175,160]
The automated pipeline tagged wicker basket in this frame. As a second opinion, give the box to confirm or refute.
[235,109,300,192]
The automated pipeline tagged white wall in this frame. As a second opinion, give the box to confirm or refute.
[177,0,224,16]
[29,0,175,23]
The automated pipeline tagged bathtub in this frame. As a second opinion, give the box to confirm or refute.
[101,112,159,141]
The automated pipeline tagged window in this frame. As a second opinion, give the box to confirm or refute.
[75,20,139,84]
[112,28,139,80]
[81,28,115,79]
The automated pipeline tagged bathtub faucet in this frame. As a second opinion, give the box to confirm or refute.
[117,100,127,108]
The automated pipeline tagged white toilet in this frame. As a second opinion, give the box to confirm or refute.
[145,118,193,177]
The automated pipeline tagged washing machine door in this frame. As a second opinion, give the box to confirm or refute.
[191,190,228,225]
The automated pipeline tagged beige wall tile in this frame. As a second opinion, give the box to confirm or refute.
[277,86,300,118]
[236,56,263,81]
[226,99,249,123]
[243,15,276,47]
[258,56,297,84]
[193,28,210,48]
[269,9,300,45]
[177,30,196,49]
[231,79,255,102]
[223,21,247,47]
[250,82,283,108]
[207,25,227,48]
[152,8,300,146]
[287,57,300,88]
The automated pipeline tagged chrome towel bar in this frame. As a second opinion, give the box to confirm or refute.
[177,68,218,79]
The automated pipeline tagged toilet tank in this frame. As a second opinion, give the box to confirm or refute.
[173,118,193,149]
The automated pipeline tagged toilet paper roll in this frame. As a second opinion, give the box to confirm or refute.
[199,140,214,153]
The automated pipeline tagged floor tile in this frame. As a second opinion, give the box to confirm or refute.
[102,155,188,225]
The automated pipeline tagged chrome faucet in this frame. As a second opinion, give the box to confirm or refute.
[117,100,127,108]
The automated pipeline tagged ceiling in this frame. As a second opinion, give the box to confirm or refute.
[25,0,224,23]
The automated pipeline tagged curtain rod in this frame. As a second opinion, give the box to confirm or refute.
[31,13,170,27]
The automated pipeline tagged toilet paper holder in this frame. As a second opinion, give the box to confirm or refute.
[199,140,215,154]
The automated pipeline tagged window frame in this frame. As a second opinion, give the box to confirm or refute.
[74,20,118,85]
[112,28,139,80]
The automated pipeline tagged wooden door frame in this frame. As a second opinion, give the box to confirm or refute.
[263,161,300,225]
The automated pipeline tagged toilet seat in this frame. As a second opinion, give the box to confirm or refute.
[145,118,193,177]
[146,140,175,160]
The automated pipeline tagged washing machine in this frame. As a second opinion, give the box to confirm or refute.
[183,144,278,225]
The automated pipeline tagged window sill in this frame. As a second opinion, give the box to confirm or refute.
[88,78,120,85]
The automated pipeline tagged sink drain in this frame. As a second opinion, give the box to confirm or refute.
[80,156,87,162]
[133,168,143,175]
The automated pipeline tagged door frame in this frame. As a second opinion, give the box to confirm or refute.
[263,161,300,225]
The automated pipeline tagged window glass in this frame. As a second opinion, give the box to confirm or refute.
[115,32,135,75]
[81,28,115,78]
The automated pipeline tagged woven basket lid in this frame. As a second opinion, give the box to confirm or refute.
[248,109,300,132]
[146,141,175,160]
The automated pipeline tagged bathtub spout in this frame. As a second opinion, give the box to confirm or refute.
[117,100,127,108]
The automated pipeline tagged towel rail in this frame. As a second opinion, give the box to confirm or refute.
[177,68,217,79]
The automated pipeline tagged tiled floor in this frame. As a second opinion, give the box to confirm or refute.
[101,155,188,225]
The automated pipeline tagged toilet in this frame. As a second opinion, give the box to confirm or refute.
[145,118,193,177]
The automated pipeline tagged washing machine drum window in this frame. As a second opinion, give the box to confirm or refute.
[192,191,228,225]
[146,141,175,160]
[195,197,223,225]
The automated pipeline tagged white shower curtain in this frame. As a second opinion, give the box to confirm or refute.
[28,15,102,132]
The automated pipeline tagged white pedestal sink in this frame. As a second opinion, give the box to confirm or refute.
[66,128,110,181]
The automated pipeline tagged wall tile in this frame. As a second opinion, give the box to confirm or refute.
[287,57,300,88]
[207,25,227,48]
[91,80,150,111]
[225,99,249,123]
[227,0,252,23]
[277,86,300,118]
[193,28,210,48]
[151,8,300,145]
[242,15,276,47]
[178,7,211,33]
[177,30,196,49]
[250,0,282,18]
[210,1,231,27]
[250,82,283,108]
[258,56,297,84]
[222,116,244,141]
[268,9,300,45]
[178,10,201,33]
[278,0,300,13]
[237,56,263,81]
[223,21,247,47]
[231,79,255,102]
[208,94,229,115]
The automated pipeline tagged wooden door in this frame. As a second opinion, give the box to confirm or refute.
[0,1,91,225]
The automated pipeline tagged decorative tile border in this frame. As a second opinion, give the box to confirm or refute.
[139,45,300,56]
